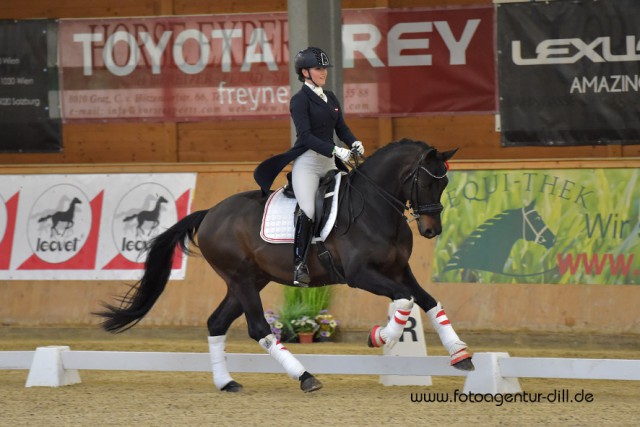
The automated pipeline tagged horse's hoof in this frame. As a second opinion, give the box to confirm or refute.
[453,357,475,371]
[221,380,243,392]
[367,333,374,348]
[300,375,323,393]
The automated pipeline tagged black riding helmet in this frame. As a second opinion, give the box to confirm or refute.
[294,47,333,82]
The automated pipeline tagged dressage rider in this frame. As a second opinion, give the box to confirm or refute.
[254,46,365,286]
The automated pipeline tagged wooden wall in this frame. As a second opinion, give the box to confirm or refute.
[1,160,639,334]
[2,0,637,166]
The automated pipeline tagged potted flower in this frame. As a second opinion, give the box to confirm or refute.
[264,310,284,341]
[314,310,339,342]
[290,315,318,344]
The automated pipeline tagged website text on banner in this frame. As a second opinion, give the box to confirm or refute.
[57,6,495,122]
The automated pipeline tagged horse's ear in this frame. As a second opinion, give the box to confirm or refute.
[525,200,536,210]
[441,148,459,161]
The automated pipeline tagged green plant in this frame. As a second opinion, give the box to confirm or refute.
[276,299,317,341]
[272,287,334,341]
[283,286,331,314]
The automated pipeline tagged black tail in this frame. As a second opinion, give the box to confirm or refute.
[94,209,209,333]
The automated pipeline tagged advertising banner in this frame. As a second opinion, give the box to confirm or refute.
[0,173,196,280]
[497,0,640,146]
[57,6,495,122]
[0,19,61,152]
[433,168,639,285]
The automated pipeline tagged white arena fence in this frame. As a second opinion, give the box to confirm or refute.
[2,347,640,394]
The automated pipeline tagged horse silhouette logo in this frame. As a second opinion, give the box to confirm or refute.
[113,184,178,263]
[444,200,556,278]
[122,196,168,236]
[28,185,92,265]
[37,197,82,237]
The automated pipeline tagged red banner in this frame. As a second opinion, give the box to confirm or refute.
[58,7,495,121]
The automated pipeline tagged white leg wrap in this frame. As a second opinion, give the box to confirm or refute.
[208,335,235,390]
[427,302,470,363]
[259,334,306,380]
[378,298,414,349]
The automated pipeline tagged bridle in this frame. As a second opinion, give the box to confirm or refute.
[401,149,447,219]
[345,148,448,223]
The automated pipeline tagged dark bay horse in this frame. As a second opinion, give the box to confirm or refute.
[96,138,473,393]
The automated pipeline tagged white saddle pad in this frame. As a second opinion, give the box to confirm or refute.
[260,172,343,244]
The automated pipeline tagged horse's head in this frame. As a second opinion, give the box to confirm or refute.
[406,147,458,239]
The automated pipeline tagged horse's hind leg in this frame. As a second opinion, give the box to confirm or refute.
[231,277,322,393]
[207,293,245,392]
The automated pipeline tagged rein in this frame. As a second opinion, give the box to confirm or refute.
[344,152,412,221]
[343,147,447,223]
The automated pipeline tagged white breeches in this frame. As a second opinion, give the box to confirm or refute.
[292,149,336,218]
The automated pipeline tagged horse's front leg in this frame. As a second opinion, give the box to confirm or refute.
[404,267,474,371]
[351,267,474,371]
[348,269,422,350]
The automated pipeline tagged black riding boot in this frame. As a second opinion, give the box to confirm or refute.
[293,210,314,286]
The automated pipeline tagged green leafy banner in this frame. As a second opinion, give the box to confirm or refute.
[433,169,639,285]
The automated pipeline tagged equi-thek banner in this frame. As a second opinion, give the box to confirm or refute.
[433,168,639,285]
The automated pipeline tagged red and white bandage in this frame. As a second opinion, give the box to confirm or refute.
[427,302,471,365]
[259,333,306,380]
[370,298,414,349]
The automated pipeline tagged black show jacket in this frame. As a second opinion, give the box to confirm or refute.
[253,85,357,194]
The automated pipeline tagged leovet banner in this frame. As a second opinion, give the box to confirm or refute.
[497,0,640,146]
[57,6,495,121]
[0,173,195,280]
[432,168,640,285]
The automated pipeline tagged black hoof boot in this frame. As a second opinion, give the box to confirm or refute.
[453,358,475,371]
[221,380,243,392]
[299,371,323,393]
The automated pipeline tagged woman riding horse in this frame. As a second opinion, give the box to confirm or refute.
[254,46,365,286]
[96,139,473,394]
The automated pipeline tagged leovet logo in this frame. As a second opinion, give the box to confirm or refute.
[111,183,178,265]
[19,185,102,270]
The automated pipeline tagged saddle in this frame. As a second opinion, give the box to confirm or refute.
[261,171,346,284]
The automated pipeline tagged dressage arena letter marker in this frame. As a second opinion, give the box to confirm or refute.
[379,303,432,386]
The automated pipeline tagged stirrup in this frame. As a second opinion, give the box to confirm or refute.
[293,262,310,286]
